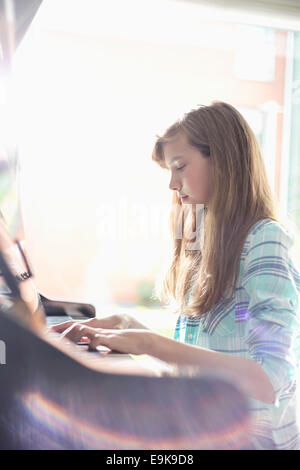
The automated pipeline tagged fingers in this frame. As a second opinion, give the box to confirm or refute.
[51,320,77,333]
[51,317,97,333]
[89,332,111,351]
[59,323,110,349]
[50,314,132,334]
[61,323,97,343]
[89,331,127,354]
[58,323,147,355]
[60,323,124,353]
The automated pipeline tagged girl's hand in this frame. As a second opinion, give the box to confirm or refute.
[50,313,149,335]
[59,322,153,355]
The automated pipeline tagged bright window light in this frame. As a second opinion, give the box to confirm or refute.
[2,0,294,324]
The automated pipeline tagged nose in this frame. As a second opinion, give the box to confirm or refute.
[169,173,181,192]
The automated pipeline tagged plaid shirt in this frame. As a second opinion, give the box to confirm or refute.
[174,219,300,450]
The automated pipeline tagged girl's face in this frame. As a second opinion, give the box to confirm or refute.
[164,132,211,205]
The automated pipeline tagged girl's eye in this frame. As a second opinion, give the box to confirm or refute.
[177,165,185,171]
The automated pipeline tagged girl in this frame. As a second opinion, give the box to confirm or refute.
[52,102,300,450]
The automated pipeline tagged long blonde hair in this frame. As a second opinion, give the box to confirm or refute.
[152,102,279,317]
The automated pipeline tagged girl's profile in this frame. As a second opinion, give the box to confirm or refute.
[52,101,300,450]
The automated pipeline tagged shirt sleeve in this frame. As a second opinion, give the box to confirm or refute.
[242,222,300,406]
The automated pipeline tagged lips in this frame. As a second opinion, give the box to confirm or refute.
[180,196,189,203]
